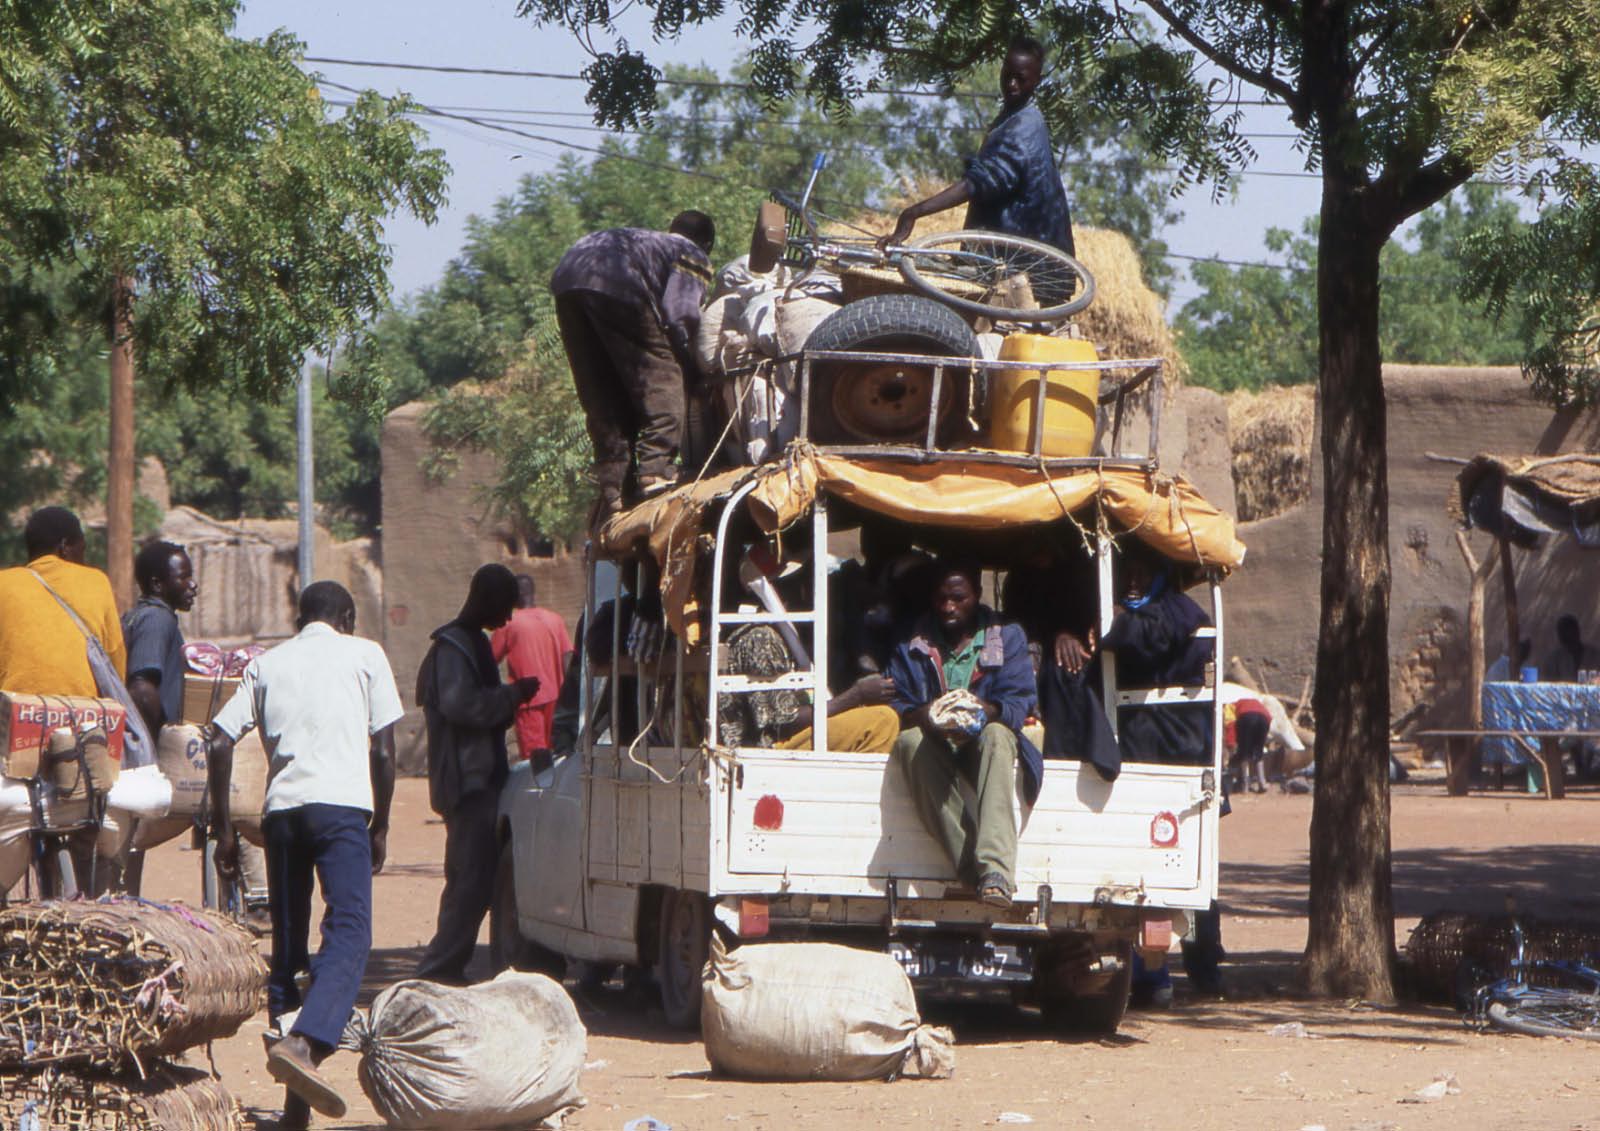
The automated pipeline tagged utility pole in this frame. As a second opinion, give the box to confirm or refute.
[106,275,136,609]
[296,367,315,588]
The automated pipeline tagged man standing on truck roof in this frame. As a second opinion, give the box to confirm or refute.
[416,564,543,984]
[880,36,1075,258]
[887,560,1042,910]
[551,211,716,519]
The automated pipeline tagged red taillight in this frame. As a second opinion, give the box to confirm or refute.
[1149,811,1179,848]
[738,897,770,938]
[1140,915,1172,950]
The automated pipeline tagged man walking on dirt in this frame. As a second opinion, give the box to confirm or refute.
[887,560,1042,909]
[551,211,716,518]
[491,574,573,766]
[416,564,542,983]
[882,36,1075,258]
[209,581,403,1127]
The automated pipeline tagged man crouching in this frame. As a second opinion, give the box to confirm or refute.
[887,560,1042,910]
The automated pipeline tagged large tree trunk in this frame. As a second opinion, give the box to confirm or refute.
[1302,183,1397,1001]
[106,275,135,610]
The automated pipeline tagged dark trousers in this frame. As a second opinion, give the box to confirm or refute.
[1038,660,1122,781]
[263,803,373,1050]
[417,789,499,983]
[555,290,684,503]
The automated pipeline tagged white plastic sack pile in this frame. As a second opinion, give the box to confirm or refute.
[351,970,586,1130]
[702,937,955,1081]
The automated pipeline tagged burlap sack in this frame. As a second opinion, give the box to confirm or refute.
[701,937,955,1081]
[353,971,586,1130]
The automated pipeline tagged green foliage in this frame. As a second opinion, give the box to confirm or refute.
[2,0,448,403]
[1179,187,1528,392]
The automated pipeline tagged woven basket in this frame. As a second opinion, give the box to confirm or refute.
[1406,910,1600,1001]
[0,1064,243,1131]
[0,899,267,1069]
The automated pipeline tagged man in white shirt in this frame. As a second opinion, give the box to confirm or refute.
[209,581,403,1126]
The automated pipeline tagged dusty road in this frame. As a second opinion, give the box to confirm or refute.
[138,776,1600,1131]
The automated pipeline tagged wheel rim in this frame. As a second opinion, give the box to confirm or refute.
[828,361,956,442]
[901,231,1096,322]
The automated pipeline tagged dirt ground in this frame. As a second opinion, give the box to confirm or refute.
[138,775,1600,1131]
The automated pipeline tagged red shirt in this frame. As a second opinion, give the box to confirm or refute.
[492,607,573,708]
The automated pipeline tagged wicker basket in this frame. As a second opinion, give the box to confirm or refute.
[0,1065,243,1131]
[1406,910,1600,1001]
[0,899,267,1069]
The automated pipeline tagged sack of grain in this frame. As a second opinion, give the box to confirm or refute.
[701,937,955,1081]
[353,971,586,1130]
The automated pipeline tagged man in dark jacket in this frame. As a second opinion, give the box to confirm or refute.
[416,564,541,982]
[887,560,1040,909]
[552,211,715,516]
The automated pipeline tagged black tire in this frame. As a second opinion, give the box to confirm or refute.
[656,888,711,1029]
[802,294,980,446]
[489,838,564,977]
[1036,938,1133,1036]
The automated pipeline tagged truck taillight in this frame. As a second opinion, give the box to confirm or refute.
[1140,915,1172,950]
[739,897,769,938]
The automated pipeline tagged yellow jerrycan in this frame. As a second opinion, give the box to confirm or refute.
[987,334,1100,457]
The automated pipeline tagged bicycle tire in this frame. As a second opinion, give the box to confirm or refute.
[900,231,1096,323]
[1488,995,1600,1038]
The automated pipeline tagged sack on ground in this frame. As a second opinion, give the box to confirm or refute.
[701,937,955,1081]
[352,970,587,1130]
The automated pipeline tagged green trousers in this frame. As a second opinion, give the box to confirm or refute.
[893,722,1019,887]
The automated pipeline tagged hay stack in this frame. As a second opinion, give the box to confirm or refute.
[1226,384,1316,522]
[856,184,1185,377]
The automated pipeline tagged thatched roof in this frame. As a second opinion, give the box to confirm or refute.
[1458,453,1600,548]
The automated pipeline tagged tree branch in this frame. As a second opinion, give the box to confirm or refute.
[1144,0,1305,114]
[1371,151,1474,230]
[1351,16,1398,80]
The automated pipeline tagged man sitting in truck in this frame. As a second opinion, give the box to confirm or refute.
[887,560,1041,910]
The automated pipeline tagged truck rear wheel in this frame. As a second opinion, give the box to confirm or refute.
[1036,937,1133,1036]
[657,888,711,1029]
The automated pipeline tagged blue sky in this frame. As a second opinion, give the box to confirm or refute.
[237,1,1327,311]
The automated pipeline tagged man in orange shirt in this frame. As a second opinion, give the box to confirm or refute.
[0,507,126,695]
[490,575,573,764]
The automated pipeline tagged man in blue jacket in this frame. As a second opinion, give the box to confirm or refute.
[887,560,1041,909]
[882,36,1075,260]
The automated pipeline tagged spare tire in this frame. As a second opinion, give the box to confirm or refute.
[801,294,981,445]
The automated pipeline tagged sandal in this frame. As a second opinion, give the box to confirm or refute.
[977,872,1013,909]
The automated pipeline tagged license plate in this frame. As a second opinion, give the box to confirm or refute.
[888,939,1031,982]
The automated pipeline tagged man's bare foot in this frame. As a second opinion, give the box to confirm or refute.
[266,1033,346,1119]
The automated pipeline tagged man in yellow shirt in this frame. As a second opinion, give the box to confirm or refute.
[0,507,126,695]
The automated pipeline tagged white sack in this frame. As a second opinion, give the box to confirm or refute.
[737,290,783,357]
[774,296,842,357]
[354,970,586,1130]
[701,937,955,1081]
[106,763,173,818]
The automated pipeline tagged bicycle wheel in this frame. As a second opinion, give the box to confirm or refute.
[899,231,1096,323]
[1488,993,1600,1038]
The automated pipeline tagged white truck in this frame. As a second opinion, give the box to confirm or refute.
[492,323,1244,1034]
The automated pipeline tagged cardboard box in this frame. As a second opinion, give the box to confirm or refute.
[157,723,267,823]
[182,674,242,726]
[0,692,126,778]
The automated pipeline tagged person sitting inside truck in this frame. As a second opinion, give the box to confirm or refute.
[887,559,1041,910]
[1002,545,1122,781]
[718,548,900,753]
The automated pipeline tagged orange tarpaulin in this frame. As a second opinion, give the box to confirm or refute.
[599,446,1245,645]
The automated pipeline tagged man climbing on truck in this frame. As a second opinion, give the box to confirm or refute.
[887,560,1042,910]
